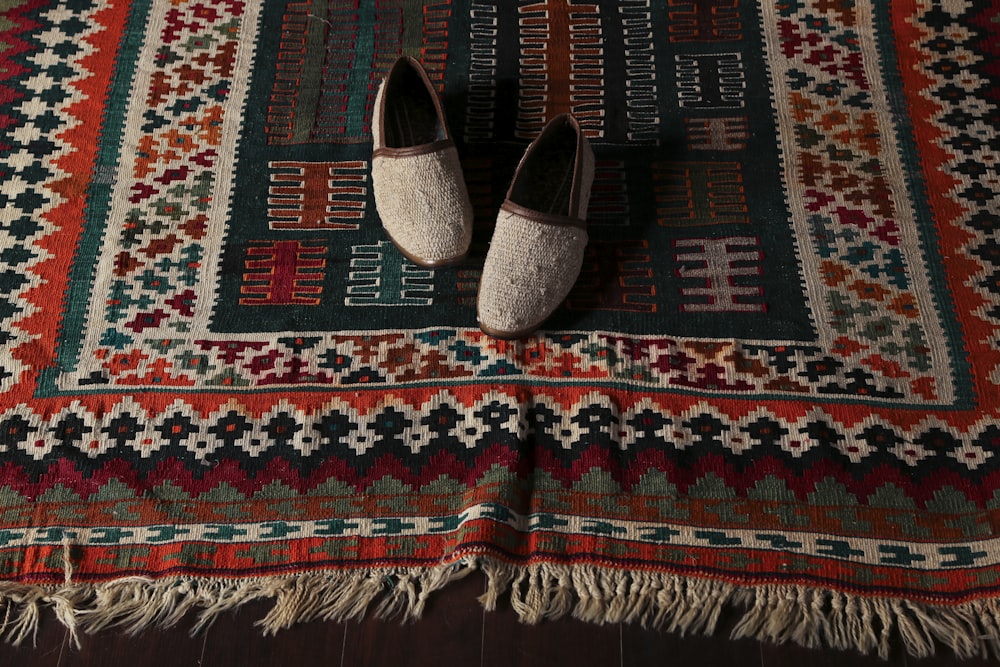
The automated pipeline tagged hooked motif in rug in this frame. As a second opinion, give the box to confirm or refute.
[1,0,999,659]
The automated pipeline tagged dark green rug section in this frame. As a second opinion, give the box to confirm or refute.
[212,0,813,340]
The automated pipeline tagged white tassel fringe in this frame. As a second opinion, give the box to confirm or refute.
[2,558,999,661]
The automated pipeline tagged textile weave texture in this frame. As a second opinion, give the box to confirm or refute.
[1,0,999,659]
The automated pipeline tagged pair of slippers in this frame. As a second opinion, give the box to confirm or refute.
[371,57,594,340]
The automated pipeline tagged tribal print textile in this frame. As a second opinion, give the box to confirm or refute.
[1,0,999,659]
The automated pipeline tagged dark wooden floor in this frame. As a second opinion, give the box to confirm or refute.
[1,573,994,666]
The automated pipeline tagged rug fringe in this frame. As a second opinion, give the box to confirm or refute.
[479,561,1000,661]
[3,558,1000,660]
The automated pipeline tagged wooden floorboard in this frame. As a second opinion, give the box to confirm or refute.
[621,609,764,667]
[2,573,996,666]
[482,593,621,667]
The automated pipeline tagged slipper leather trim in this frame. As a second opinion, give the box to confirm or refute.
[498,200,588,231]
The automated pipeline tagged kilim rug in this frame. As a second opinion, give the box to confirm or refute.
[1,0,999,659]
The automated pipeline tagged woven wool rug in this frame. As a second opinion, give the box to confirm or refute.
[2,0,999,659]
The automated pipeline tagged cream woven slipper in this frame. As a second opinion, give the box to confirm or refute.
[371,57,473,267]
[477,114,594,339]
